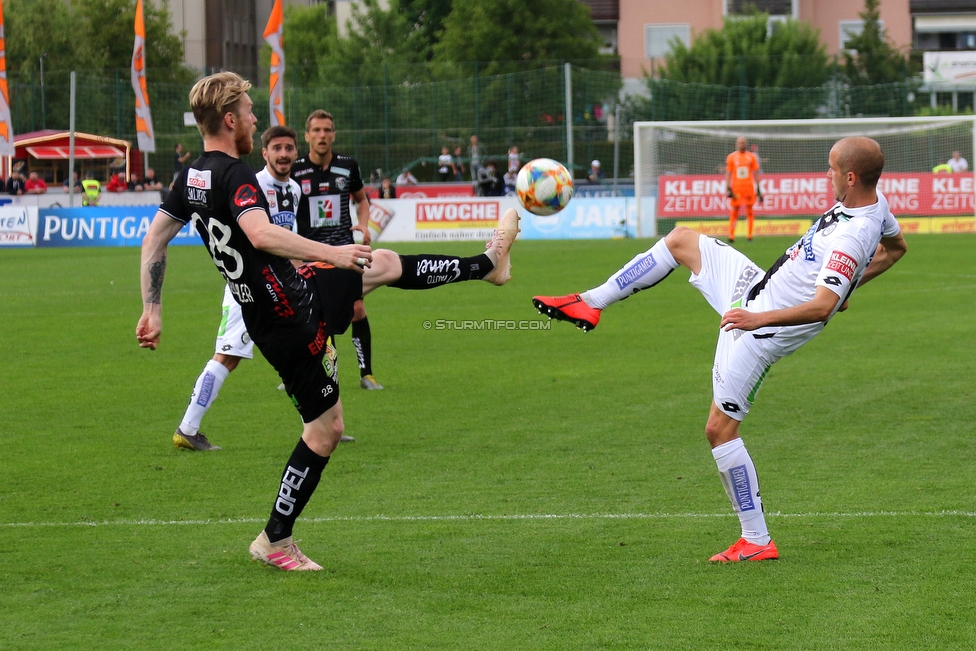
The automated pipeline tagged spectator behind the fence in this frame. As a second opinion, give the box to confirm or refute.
[477,160,503,197]
[379,176,396,199]
[128,173,144,191]
[142,168,163,191]
[467,134,483,182]
[948,150,969,173]
[452,145,465,181]
[25,171,48,194]
[173,143,191,180]
[64,171,83,193]
[396,169,418,185]
[503,169,517,196]
[107,173,128,192]
[587,160,605,184]
[437,146,453,182]
[5,171,24,195]
[508,146,521,174]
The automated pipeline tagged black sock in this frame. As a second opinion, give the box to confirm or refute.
[351,317,372,377]
[264,438,329,543]
[390,254,493,290]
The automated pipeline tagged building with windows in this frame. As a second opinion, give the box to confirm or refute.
[912,0,976,51]
[168,0,331,75]
[618,0,913,80]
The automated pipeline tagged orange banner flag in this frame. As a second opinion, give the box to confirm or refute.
[263,0,286,126]
[131,0,156,152]
[0,0,14,156]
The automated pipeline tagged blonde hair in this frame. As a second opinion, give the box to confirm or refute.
[189,72,252,137]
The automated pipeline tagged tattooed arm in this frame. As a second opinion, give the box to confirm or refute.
[137,211,185,350]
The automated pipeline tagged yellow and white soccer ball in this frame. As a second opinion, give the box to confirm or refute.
[515,158,574,216]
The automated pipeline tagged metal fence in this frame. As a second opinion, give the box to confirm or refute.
[7,63,966,182]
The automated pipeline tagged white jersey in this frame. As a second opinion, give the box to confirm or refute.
[745,191,900,359]
[255,167,301,232]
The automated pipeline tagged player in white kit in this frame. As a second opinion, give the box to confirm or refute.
[533,137,908,561]
[173,125,307,450]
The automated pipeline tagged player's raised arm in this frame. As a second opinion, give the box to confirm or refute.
[136,211,186,349]
[720,286,841,332]
[238,209,372,271]
[857,231,908,288]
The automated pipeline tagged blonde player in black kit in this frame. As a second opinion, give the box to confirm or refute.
[137,72,519,571]
[292,110,383,390]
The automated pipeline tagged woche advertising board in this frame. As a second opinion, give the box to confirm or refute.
[367,197,640,242]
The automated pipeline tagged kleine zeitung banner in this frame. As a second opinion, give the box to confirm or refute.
[658,172,975,218]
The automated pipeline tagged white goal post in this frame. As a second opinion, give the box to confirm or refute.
[634,116,976,238]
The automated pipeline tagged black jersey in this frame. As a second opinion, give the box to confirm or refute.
[159,151,313,341]
[291,153,364,245]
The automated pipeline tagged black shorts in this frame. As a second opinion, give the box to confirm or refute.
[255,264,363,424]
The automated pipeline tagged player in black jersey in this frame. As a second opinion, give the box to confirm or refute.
[292,110,383,390]
[136,72,520,571]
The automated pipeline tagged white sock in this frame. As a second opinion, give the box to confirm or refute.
[179,360,231,435]
[712,438,771,545]
[581,238,679,309]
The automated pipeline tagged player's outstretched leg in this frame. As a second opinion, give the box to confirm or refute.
[533,228,694,332]
[350,302,383,390]
[483,208,520,286]
[250,401,345,571]
[704,404,777,563]
[362,209,521,294]
[174,357,239,451]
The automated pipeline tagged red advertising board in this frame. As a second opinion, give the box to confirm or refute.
[658,172,975,218]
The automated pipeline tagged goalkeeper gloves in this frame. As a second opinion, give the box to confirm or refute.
[727,188,734,198]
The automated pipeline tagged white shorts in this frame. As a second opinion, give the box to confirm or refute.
[688,235,770,421]
[214,284,254,359]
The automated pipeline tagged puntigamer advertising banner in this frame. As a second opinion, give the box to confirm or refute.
[658,172,975,218]
[35,207,203,248]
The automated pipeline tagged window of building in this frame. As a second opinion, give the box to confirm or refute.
[645,24,691,58]
[727,0,793,16]
[840,19,884,50]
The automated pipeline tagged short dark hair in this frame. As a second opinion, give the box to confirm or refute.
[305,109,334,132]
[261,125,297,149]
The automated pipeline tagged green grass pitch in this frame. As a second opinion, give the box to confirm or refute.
[1,234,974,650]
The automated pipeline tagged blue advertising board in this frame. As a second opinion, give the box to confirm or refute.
[518,198,638,239]
[35,207,203,248]
[572,184,635,198]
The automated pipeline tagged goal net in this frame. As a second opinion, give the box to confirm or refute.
[634,117,976,238]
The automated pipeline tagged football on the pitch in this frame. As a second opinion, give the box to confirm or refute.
[516,158,574,216]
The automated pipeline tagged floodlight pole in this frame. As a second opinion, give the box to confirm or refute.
[68,72,76,208]
[39,53,47,130]
[564,63,574,178]
[612,104,621,198]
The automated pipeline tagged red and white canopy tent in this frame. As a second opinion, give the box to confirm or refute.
[5,130,131,184]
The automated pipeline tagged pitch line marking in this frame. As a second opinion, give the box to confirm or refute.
[1,510,973,529]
